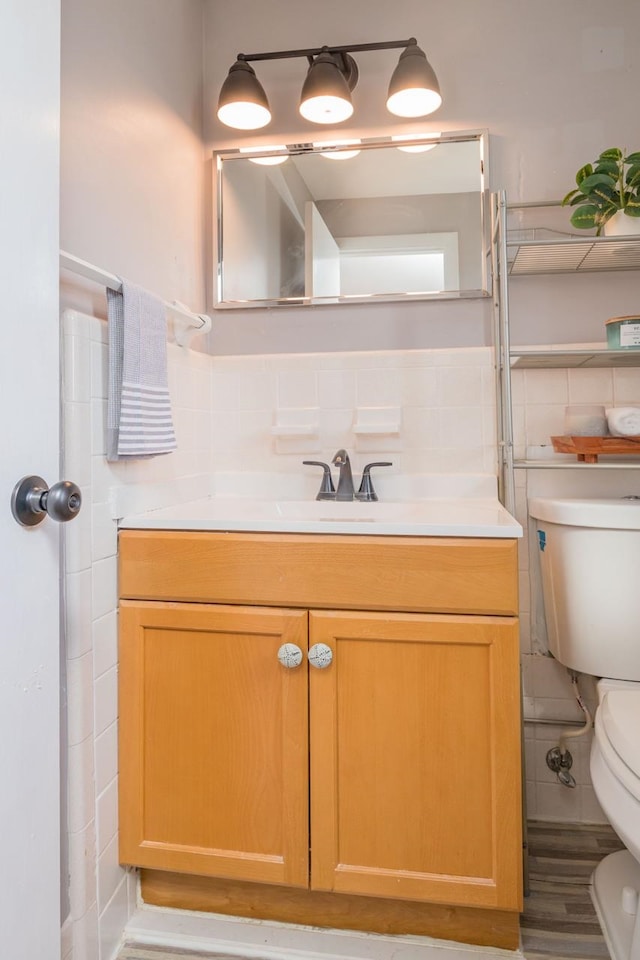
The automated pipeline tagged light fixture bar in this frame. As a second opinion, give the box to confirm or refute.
[235,38,416,64]
[217,37,442,130]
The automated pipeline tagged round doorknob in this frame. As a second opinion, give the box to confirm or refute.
[308,643,333,669]
[277,643,304,669]
[46,481,83,522]
[11,475,82,527]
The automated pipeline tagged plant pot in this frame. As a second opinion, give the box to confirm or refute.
[603,210,640,237]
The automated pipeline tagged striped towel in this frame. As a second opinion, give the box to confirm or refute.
[107,280,177,461]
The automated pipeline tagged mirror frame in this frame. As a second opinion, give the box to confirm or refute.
[214,128,489,309]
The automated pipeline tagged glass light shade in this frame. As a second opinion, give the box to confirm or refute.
[392,133,441,153]
[218,101,271,129]
[217,60,271,130]
[386,43,442,118]
[299,51,354,124]
[387,87,442,118]
[300,95,353,124]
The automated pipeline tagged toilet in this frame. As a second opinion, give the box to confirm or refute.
[529,497,640,960]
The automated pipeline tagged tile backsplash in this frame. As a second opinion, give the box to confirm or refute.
[209,346,497,477]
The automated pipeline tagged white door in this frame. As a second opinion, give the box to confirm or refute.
[0,2,62,957]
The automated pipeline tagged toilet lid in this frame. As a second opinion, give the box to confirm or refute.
[601,691,640,777]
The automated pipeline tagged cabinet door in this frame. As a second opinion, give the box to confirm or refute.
[119,601,309,887]
[309,611,522,909]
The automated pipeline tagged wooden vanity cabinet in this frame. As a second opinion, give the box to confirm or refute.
[118,530,522,926]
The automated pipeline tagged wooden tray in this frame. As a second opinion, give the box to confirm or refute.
[551,435,640,462]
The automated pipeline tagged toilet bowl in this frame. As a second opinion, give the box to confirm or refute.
[591,683,640,960]
[529,498,640,960]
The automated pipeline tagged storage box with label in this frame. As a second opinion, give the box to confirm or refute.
[606,315,640,349]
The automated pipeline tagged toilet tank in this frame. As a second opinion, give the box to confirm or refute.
[529,498,640,682]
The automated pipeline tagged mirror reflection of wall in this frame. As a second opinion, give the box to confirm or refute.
[336,233,459,297]
[221,161,306,300]
[216,132,487,307]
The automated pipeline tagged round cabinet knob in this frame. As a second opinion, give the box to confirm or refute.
[277,643,304,669]
[308,643,333,669]
[11,475,82,527]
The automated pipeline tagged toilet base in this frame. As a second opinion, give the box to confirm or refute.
[591,850,640,960]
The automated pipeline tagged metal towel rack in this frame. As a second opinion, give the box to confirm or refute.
[59,250,212,347]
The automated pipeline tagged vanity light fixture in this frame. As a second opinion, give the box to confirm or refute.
[216,38,442,131]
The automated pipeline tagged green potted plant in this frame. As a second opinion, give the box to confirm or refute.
[562,148,640,236]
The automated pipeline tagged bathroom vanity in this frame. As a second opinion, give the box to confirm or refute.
[117,495,523,949]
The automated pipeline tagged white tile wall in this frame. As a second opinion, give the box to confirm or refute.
[513,356,640,822]
[98,878,130,960]
[67,735,96,836]
[94,723,118,797]
[96,778,118,855]
[93,612,117,681]
[67,652,95,747]
[61,309,213,960]
[68,819,97,921]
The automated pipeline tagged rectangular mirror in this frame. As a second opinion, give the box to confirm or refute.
[214,130,489,308]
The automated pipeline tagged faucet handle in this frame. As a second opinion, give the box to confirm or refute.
[356,462,392,502]
[302,461,336,501]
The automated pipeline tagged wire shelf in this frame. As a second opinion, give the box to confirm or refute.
[510,348,640,369]
[506,235,640,275]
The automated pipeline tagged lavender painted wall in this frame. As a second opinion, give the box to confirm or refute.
[61,0,207,319]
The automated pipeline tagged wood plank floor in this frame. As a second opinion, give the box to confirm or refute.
[521,820,623,960]
[118,821,624,960]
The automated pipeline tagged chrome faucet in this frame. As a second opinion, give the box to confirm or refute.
[332,449,355,501]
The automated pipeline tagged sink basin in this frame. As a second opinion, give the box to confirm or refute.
[119,495,522,538]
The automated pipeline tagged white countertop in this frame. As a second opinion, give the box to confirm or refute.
[119,496,522,538]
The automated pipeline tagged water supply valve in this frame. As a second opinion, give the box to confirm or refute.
[546,745,576,788]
